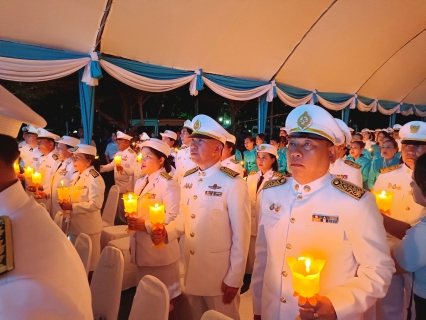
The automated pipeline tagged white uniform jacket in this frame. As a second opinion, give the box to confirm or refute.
[252,173,395,320]
[44,158,75,217]
[19,144,43,170]
[68,166,105,236]
[130,169,181,267]
[329,158,363,188]
[221,155,244,177]
[38,150,62,190]
[0,181,92,319]
[247,169,282,236]
[166,162,250,296]
[174,145,194,184]
[100,147,136,193]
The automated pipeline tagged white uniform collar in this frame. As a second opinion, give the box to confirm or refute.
[402,163,413,179]
[291,172,331,195]
[198,162,221,178]
[330,158,343,167]
[0,180,28,217]
[147,167,166,181]
[259,168,274,179]
[223,155,236,162]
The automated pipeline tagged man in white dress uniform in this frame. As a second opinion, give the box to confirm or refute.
[153,114,250,320]
[0,85,92,319]
[174,120,195,184]
[221,132,244,176]
[252,105,395,320]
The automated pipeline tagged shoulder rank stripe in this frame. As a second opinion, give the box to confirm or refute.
[0,216,14,275]
[273,172,284,178]
[160,172,173,180]
[52,154,59,160]
[128,148,135,154]
[380,164,402,174]
[179,146,187,150]
[89,169,100,178]
[184,167,198,177]
[220,166,239,178]
[263,177,286,190]
[230,159,240,164]
[331,178,365,201]
[344,160,361,169]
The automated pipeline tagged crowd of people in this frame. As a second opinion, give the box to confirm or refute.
[1,99,426,320]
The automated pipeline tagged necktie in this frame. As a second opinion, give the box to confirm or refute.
[139,177,149,196]
[256,175,264,192]
[73,175,80,186]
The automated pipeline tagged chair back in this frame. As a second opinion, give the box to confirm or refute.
[53,211,63,229]
[201,310,233,320]
[129,275,170,320]
[102,185,119,227]
[74,233,92,276]
[90,246,124,320]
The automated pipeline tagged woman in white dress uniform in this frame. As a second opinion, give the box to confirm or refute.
[127,138,181,304]
[60,144,105,272]
[246,144,283,273]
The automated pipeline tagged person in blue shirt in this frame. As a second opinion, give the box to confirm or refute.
[368,138,401,189]
[270,136,287,175]
[243,135,258,175]
[104,132,119,163]
[347,140,371,189]
[255,133,266,148]
[235,148,242,162]
[352,133,372,159]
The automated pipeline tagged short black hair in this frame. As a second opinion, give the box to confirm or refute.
[182,127,193,134]
[257,133,266,141]
[414,153,426,197]
[225,141,236,156]
[0,134,20,166]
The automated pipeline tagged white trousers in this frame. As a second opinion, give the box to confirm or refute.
[188,293,240,320]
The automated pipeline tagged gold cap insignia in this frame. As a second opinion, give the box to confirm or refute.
[193,120,201,131]
[410,125,420,134]
[37,130,41,135]
[259,145,266,151]
[297,111,312,130]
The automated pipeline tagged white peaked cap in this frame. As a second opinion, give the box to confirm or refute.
[400,121,426,143]
[0,85,46,138]
[257,144,278,157]
[140,132,150,141]
[285,104,344,146]
[183,119,193,130]
[57,136,80,147]
[334,119,352,144]
[141,138,170,157]
[36,128,60,140]
[116,131,132,141]
[393,124,402,130]
[160,130,177,140]
[190,114,228,144]
[26,125,39,135]
[226,132,236,144]
[70,144,97,156]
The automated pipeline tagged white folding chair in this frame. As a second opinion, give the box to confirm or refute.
[74,233,92,276]
[201,310,233,320]
[53,211,63,229]
[91,246,124,320]
[129,275,170,320]
[102,185,120,227]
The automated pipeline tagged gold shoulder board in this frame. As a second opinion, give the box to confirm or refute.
[331,178,365,201]
[128,148,135,154]
[160,172,173,180]
[220,166,239,178]
[90,169,100,178]
[179,146,187,150]
[380,164,402,174]
[344,160,361,169]
[230,159,239,164]
[0,216,14,275]
[184,167,198,177]
[263,177,286,190]
[273,172,284,178]
[52,154,59,161]
[249,171,257,175]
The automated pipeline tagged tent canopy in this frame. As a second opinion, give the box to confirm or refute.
[1,0,426,109]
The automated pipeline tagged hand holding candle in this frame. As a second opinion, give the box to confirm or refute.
[57,179,70,203]
[286,255,326,306]
[114,155,122,166]
[149,203,165,249]
[24,166,34,179]
[374,190,393,215]
[31,172,42,197]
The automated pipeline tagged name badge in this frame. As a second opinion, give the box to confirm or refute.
[312,214,339,224]
[205,191,222,197]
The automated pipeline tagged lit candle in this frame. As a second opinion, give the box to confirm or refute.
[149,203,165,249]
[57,179,70,203]
[286,255,326,306]
[114,155,122,166]
[13,162,20,174]
[123,192,138,214]
[24,166,34,179]
[374,190,393,215]
[137,153,142,162]
[32,172,42,197]
[174,147,179,153]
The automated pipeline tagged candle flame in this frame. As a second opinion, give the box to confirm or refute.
[128,193,133,200]
[381,190,386,196]
[297,256,312,273]
[60,179,64,187]
[154,203,159,208]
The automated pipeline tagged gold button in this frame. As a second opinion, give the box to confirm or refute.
[193,195,198,200]
[290,217,295,223]
[191,214,196,219]
[282,271,288,277]
[190,249,195,255]
[304,185,311,192]
[286,243,292,249]
[198,179,203,183]
[190,232,195,237]
[281,297,287,303]
[406,206,410,211]
[294,184,299,191]
[297,195,303,200]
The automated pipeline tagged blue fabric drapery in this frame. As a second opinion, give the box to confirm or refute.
[258,94,268,134]
[204,74,268,91]
[78,69,95,145]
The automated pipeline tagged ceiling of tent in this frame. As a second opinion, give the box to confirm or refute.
[2,0,426,106]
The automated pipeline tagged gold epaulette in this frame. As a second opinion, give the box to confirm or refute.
[90,169,100,178]
[0,216,14,275]
[230,159,239,164]
[138,174,147,180]
[263,177,286,190]
[380,164,402,174]
[273,172,284,178]
[179,146,187,150]
[184,167,198,177]
[249,171,257,175]
[160,172,173,180]
[220,166,239,178]
[331,178,365,201]
[128,148,135,154]
[52,154,59,161]
[344,160,361,169]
